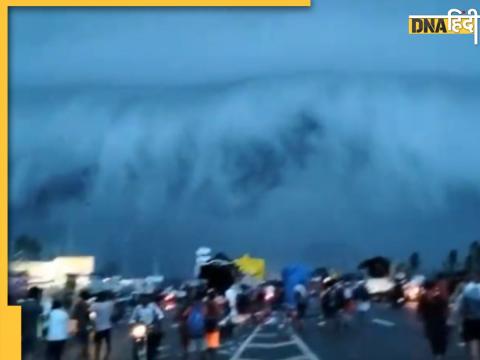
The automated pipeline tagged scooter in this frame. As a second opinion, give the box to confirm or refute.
[131,323,148,360]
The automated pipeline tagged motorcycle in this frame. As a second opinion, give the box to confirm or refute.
[161,291,177,312]
[131,323,148,360]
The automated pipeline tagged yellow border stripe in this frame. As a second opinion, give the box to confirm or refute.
[2,3,21,360]
[0,2,6,309]
[7,0,311,6]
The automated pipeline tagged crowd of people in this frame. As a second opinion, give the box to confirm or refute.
[17,282,240,360]
[311,273,480,360]
[315,273,480,360]
[19,288,119,360]
[318,279,371,329]
[17,270,480,360]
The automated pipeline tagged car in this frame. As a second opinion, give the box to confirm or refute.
[365,277,395,301]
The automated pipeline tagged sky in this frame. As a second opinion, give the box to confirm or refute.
[8,1,480,276]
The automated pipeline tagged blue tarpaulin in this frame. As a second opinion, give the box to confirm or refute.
[282,264,311,306]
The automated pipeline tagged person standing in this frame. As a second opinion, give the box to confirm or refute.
[204,290,221,359]
[91,291,114,360]
[225,284,239,319]
[71,290,91,359]
[45,299,70,360]
[342,282,355,318]
[418,280,450,360]
[224,283,240,347]
[459,273,480,360]
[334,282,349,329]
[293,283,308,330]
[20,287,43,360]
[177,292,194,358]
[185,292,207,359]
[450,281,467,347]
[354,281,371,324]
[320,282,340,329]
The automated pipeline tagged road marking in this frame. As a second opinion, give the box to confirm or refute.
[291,332,322,360]
[230,326,261,360]
[248,340,297,349]
[218,349,232,355]
[372,318,395,327]
[230,322,321,360]
[254,332,278,338]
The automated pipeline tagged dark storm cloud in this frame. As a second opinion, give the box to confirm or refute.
[9,75,480,276]
[9,0,480,88]
[8,2,480,275]
[32,166,96,211]
[219,112,322,210]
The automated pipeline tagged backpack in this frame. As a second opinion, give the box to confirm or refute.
[187,303,205,338]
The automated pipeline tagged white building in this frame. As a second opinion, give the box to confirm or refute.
[10,256,95,289]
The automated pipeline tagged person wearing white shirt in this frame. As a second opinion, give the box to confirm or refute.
[45,300,69,360]
[91,291,115,360]
[294,283,308,299]
[225,284,239,318]
[293,283,308,329]
[130,301,164,326]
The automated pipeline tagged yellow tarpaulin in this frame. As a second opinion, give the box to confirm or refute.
[235,254,266,280]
